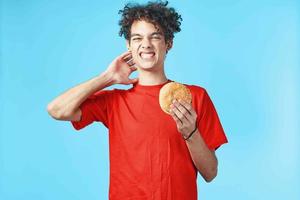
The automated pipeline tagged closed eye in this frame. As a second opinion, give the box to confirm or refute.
[152,36,161,40]
[132,37,142,41]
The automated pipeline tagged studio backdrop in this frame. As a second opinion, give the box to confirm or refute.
[1,0,299,199]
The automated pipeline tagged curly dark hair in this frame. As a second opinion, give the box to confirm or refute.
[118,1,182,43]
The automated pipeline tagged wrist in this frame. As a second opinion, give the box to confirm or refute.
[99,71,116,86]
[182,126,198,141]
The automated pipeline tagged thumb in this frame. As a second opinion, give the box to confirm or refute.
[129,77,139,84]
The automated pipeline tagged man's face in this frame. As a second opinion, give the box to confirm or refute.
[126,20,172,71]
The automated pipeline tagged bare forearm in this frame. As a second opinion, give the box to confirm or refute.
[47,71,114,118]
[185,129,218,182]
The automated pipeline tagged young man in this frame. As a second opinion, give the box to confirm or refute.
[47,1,228,199]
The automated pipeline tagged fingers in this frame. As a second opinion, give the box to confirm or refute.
[120,51,132,59]
[170,100,197,125]
[169,100,198,136]
[180,100,197,119]
[121,51,135,66]
[170,102,189,124]
[170,110,183,125]
[126,57,135,66]
[124,54,132,62]
[130,66,137,71]
[122,52,136,67]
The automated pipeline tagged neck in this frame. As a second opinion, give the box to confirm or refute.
[137,69,168,86]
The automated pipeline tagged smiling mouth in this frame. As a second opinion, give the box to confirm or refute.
[139,52,156,60]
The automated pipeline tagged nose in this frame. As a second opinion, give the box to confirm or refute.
[141,38,152,49]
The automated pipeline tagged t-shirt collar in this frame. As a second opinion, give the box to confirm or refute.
[132,79,173,94]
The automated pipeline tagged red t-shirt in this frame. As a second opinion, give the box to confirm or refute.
[71,79,228,200]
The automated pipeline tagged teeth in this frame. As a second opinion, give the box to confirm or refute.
[140,52,155,59]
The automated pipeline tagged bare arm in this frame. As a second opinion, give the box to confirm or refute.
[170,100,218,182]
[47,51,137,121]
[47,73,114,121]
[185,130,218,182]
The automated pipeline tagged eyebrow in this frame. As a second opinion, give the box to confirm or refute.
[130,32,163,38]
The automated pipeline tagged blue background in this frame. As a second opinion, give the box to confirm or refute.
[1,0,299,199]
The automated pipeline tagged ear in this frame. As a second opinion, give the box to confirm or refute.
[167,40,173,51]
[166,40,173,53]
[126,40,131,51]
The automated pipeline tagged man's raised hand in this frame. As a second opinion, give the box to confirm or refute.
[105,51,138,85]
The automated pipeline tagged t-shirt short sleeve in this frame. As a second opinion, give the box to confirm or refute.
[71,90,112,130]
[196,89,228,150]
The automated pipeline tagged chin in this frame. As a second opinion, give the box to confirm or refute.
[138,63,158,71]
[136,61,158,70]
